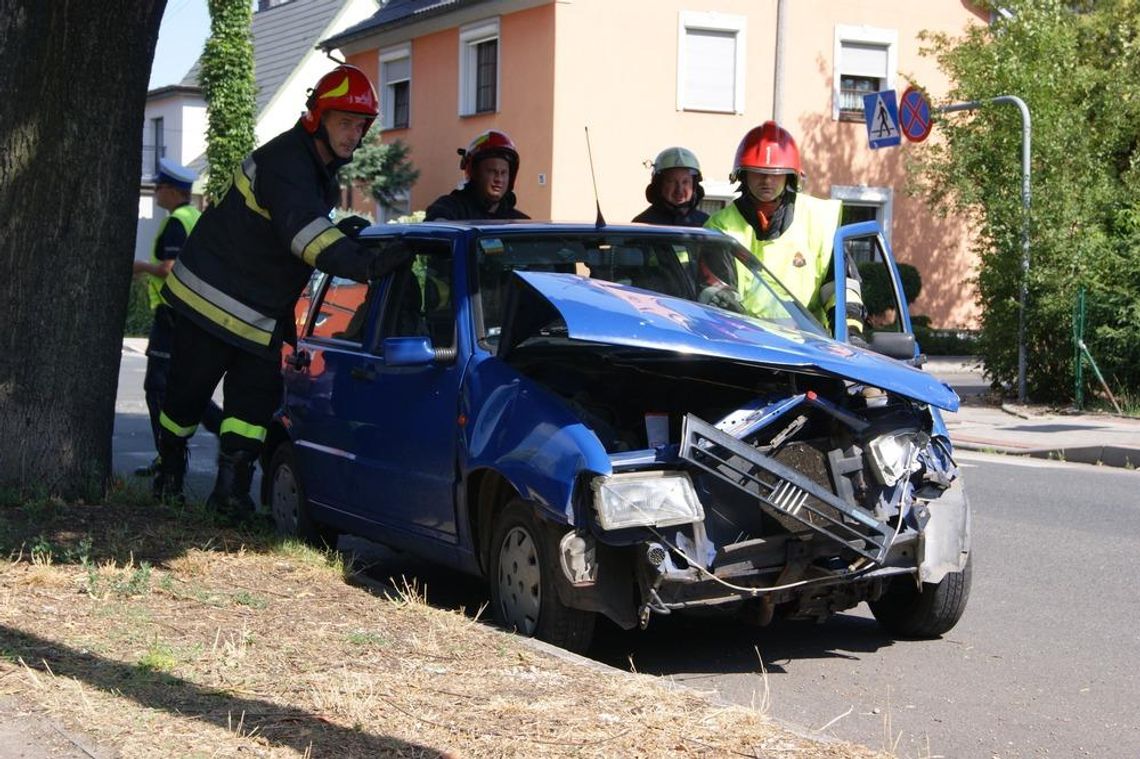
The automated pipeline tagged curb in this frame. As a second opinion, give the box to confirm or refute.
[954,439,1139,468]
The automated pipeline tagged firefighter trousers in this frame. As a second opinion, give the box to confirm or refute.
[158,315,282,457]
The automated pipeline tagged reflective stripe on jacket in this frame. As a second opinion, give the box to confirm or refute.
[147,204,200,310]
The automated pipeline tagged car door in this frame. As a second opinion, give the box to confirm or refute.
[333,237,464,544]
[282,272,382,512]
[832,221,920,362]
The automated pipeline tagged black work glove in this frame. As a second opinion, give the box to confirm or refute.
[366,239,415,281]
[698,284,745,313]
[336,215,372,238]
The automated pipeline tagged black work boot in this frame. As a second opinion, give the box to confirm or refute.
[206,450,258,524]
[153,437,188,503]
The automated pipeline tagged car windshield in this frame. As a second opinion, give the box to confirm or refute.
[475,231,825,345]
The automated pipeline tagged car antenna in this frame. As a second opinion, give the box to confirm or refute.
[584,126,606,228]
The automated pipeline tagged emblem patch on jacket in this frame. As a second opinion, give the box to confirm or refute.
[792,251,806,267]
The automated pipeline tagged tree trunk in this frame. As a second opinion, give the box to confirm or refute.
[0,1,166,499]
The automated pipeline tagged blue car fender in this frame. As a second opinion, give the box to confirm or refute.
[462,356,612,525]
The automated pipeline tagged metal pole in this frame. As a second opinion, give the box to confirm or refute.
[773,0,789,123]
[937,96,1031,402]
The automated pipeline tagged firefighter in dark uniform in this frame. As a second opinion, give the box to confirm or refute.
[425,130,530,220]
[631,147,709,227]
[154,64,411,516]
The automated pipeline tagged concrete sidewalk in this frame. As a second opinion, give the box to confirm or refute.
[928,357,1140,469]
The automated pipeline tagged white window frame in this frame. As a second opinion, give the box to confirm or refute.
[458,18,500,116]
[833,25,897,121]
[676,11,746,114]
[379,43,411,131]
[831,185,894,246]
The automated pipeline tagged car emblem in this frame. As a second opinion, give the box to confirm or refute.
[792,251,806,268]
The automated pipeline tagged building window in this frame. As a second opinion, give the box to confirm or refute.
[833,185,893,263]
[151,117,165,178]
[677,12,746,114]
[380,44,411,130]
[834,26,897,122]
[459,19,499,116]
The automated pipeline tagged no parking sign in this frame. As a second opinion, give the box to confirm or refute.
[899,86,933,143]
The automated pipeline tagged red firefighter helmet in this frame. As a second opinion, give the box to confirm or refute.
[300,64,379,135]
[459,130,520,191]
[731,121,804,188]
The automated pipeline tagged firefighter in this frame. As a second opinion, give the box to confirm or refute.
[153,64,412,516]
[425,130,530,220]
[632,146,708,227]
[702,121,865,338]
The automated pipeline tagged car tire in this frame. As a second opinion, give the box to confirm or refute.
[870,554,972,638]
[268,443,337,549]
[489,499,596,654]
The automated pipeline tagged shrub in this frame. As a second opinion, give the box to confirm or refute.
[123,277,153,337]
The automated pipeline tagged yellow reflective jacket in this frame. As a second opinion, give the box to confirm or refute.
[147,203,200,310]
[705,194,862,333]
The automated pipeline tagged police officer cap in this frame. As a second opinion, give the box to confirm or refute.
[156,158,197,190]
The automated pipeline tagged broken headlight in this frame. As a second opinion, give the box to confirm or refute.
[591,471,705,530]
[867,429,929,486]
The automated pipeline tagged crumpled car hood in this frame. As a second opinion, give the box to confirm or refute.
[499,271,959,412]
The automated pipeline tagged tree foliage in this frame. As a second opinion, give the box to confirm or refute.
[339,125,421,211]
[199,0,256,202]
[910,0,1140,403]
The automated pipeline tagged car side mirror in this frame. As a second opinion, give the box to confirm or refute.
[869,331,917,360]
[383,336,436,366]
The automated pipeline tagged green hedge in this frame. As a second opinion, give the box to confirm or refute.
[123,277,152,337]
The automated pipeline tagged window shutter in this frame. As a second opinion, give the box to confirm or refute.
[384,57,410,83]
[840,42,888,78]
[684,29,736,112]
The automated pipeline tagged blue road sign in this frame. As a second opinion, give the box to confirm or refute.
[899,86,933,143]
[863,90,901,149]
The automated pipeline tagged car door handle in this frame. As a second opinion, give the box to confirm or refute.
[351,365,377,382]
[285,349,310,370]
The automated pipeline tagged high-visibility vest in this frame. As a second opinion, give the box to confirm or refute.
[147,204,200,310]
[705,194,857,329]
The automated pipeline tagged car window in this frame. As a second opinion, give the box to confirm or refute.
[308,276,374,345]
[475,232,824,346]
[379,239,455,350]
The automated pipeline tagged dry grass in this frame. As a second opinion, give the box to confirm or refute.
[0,494,886,758]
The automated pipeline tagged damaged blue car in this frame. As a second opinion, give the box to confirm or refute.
[264,221,971,653]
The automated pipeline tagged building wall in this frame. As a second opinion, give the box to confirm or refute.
[355,3,557,218]
[549,0,776,224]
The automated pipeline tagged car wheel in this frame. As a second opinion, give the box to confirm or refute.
[489,499,596,654]
[870,555,972,638]
[268,443,337,549]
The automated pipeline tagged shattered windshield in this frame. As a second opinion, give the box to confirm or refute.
[475,231,825,344]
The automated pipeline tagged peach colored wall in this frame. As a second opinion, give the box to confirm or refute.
[778,1,987,328]
[353,6,557,218]
[550,0,777,224]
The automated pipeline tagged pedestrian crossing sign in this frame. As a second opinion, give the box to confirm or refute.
[863,90,901,149]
